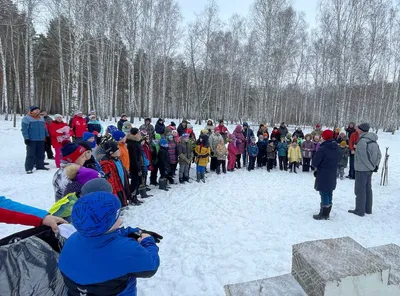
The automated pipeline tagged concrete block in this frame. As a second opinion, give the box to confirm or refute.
[224,274,307,296]
[292,237,391,296]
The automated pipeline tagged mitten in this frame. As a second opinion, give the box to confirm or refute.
[24,139,31,145]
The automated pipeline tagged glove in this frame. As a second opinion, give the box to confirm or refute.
[128,229,163,243]
[24,139,31,145]
[373,166,378,173]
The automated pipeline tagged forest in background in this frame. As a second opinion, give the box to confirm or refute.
[1,0,400,129]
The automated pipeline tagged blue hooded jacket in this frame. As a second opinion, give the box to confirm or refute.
[277,141,288,157]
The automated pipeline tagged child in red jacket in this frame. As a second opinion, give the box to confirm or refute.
[227,134,238,172]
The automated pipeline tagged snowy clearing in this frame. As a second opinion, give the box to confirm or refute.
[0,117,399,296]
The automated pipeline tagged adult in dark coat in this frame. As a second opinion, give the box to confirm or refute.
[177,119,188,136]
[278,122,289,138]
[312,130,340,220]
[126,128,144,205]
[117,114,128,131]
[155,118,166,135]
[292,127,305,139]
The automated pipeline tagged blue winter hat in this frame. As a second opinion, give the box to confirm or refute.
[160,138,168,148]
[29,106,40,112]
[112,130,126,142]
[83,132,95,142]
[243,122,249,127]
[72,191,121,237]
[107,125,118,135]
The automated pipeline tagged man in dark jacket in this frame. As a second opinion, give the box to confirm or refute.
[155,118,166,136]
[59,191,160,296]
[312,130,340,220]
[242,122,254,167]
[292,127,304,139]
[177,119,188,136]
[279,122,289,138]
[126,128,144,205]
[158,138,170,190]
[118,114,128,131]
[348,123,381,217]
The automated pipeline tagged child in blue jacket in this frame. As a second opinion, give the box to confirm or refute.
[277,136,288,171]
[247,136,259,171]
[59,191,160,296]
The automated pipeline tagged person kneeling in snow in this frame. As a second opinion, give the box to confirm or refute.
[58,191,160,296]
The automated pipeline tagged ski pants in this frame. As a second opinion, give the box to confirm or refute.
[216,160,226,174]
[179,163,190,179]
[248,156,256,171]
[228,154,236,171]
[279,156,288,170]
[355,171,373,215]
[54,147,61,168]
[289,162,297,173]
[267,158,274,171]
[303,158,311,172]
[349,153,355,178]
[150,165,159,184]
[44,137,54,159]
[210,156,218,171]
[236,154,241,169]
[25,141,45,171]
[196,165,206,174]
[242,150,248,167]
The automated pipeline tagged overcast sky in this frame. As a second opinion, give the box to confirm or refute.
[178,0,319,28]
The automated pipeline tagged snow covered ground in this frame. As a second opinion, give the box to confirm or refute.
[1,116,399,296]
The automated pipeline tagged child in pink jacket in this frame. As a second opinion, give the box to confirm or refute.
[227,134,238,172]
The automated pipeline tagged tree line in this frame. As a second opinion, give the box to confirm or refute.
[0,0,399,130]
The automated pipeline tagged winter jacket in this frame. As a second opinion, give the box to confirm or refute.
[158,146,170,176]
[0,196,48,227]
[271,130,281,141]
[228,142,238,157]
[346,125,356,139]
[139,123,155,140]
[288,143,302,163]
[215,142,228,160]
[49,121,69,149]
[293,130,305,139]
[177,140,192,164]
[21,113,48,141]
[301,140,315,159]
[209,133,223,154]
[338,146,349,168]
[83,155,104,176]
[233,126,246,154]
[59,227,160,296]
[155,119,166,135]
[177,123,188,136]
[142,142,153,171]
[355,132,382,172]
[119,142,130,172]
[216,124,228,137]
[349,132,359,152]
[257,141,266,157]
[242,128,255,145]
[100,157,130,206]
[266,144,277,160]
[195,144,210,167]
[87,120,103,135]
[279,125,289,138]
[126,134,144,176]
[118,118,128,131]
[53,163,74,202]
[312,139,341,192]
[70,116,88,138]
[247,142,259,157]
[167,139,178,164]
[277,141,288,157]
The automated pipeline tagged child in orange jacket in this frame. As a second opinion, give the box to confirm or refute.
[112,130,129,172]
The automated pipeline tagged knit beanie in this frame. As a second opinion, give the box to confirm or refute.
[170,121,176,127]
[103,141,119,156]
[112,130,126,142]
[340,141,347,148]
[107,125,118,135]
[358,123,370,132]
[160,138,168,148]
[83,132,95,142]
[75,167,100,185]
[316,124,321,129]
[243,122,249,127]
[74,110,83,115]
[130,127,139,135]
[72,192,121,237]
[29,106,40,112]
[54,114,62,119]
[321,130,334,141]
[80,178,113,196]
[155,133,161,140]
[61,143,87,163]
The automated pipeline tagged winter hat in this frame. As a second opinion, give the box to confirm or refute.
[80,178,113,196]
[78,141,93,152]
[103,141,119,156]
[83,132,95,142]
[263,133,269,139]
[340,141,347,148]
[62,143,87,163]
[107,125,118,135]
[321,130,334,141]
[316,124,321,129]
[155,133,161,140]
[243,122,249,127]
[145,117,151,122]
[72,191,121,237]
[74,110,83,115]
[160,138,168,148]
[170,121,176,127]
[219,119,224,124]
[123,121,132,128]
[75,167,100,185]
[228,133,236,140]
[120,113,127,118]
[130,127,139,135]
[251,136,256,142]
[54,114,62,119]
[112,130,126,142]
[358,123,370,132]
[29,106,40,112]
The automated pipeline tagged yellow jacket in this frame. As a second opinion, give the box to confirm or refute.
[195,144,210,167]
[288,143,302,163]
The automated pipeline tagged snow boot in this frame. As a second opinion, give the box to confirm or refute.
[201,172,206,183]
[179,178,185,184]
[139,188,153,198]
[196,172,201,183]
[348,209,365,217]
[183,176,191,183]
[26,170,33,174]
[313,207,330,220]
[130,194,143,206]
[159,178,169,191]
